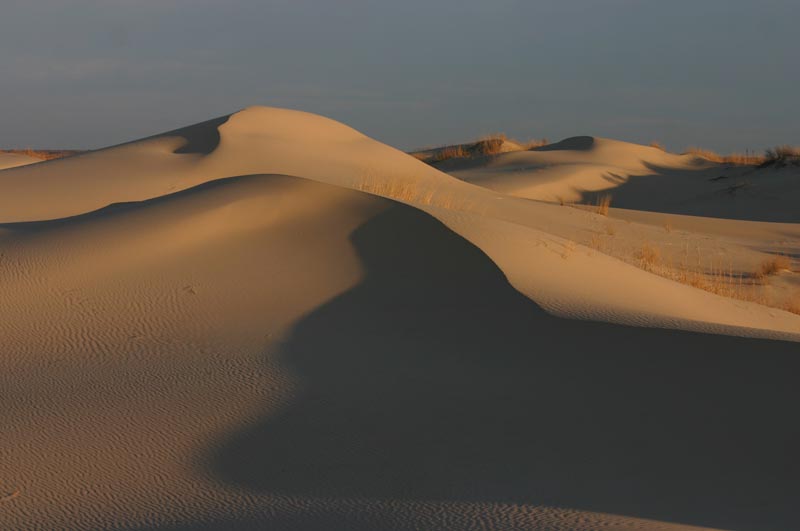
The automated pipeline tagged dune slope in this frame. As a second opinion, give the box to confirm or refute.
[0,152,39,170]
[440,136,800,222]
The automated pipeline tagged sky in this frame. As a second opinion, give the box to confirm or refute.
[1,0,798,153]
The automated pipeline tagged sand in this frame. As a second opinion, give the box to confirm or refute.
[440,136,799,222]
[0,152,39,170]
[1,107,798,531]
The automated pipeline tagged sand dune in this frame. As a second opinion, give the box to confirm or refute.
[440,136,799,222]
[1,107,798,530]
[0,152,39,170]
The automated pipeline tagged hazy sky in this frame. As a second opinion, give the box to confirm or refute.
[2,0,798,152]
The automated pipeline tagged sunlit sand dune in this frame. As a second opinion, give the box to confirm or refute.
[1,107,798,531]
[0,152,39,170]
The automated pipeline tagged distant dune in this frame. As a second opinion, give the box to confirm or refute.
[0,152,41,170]
[1,106,798,531]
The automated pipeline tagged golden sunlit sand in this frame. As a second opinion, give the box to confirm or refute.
[1,107,798,531]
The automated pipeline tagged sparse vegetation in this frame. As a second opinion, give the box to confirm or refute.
[595,194,612,216]
[614,241,798,311]
[755,255,791,279]
[762,145,800,167]
[649,141,665,150]
[685,144,800,167]
[637,243,661,271]
[353,175,483,213]
[686,147,765,166]
[431,145,468,163]
[472,135,507,156]
[412,134,549,165]
[0,149,81,161]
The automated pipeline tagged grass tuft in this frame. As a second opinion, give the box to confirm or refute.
[595,194,612,216]
[637,243,661,271]
[755,255,791,279]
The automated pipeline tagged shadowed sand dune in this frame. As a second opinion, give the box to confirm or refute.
[1,107,798,530]
[210,205,799,531]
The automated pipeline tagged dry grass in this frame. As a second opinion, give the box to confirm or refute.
[589,234,605,252]
[686,145,800,167]
[763,145,800,167]
[353,175,483,213]
[755,255,791,279]
[636,243,661,271]
[414,134,549,165]
[605,223,616,236]
[649,141,665,151]
[1,149,80,161]
[595,194,612,216]
[621,243,794,309]
[431,145,468,163]
[472,135,507,156]
[657,247,758,302]
[686,147,765,166]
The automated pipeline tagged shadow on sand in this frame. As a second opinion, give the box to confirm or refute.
[210,205,798,531]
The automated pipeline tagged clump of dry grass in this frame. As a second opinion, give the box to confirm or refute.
[431,145,468,163]
[686,147,765,166]
[636,243,661,271]
[763,145,800,167]
[755,255,791,279]
[605,223,616,236]
[649,141,665,150]
[471,135,507,156]
[589,234,604,252]
[595,194,612,216]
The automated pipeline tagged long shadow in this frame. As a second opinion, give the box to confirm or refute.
[579,161,800,223]
[211,204,799,531]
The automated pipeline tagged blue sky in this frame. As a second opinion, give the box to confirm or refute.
[1,0,798,152]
